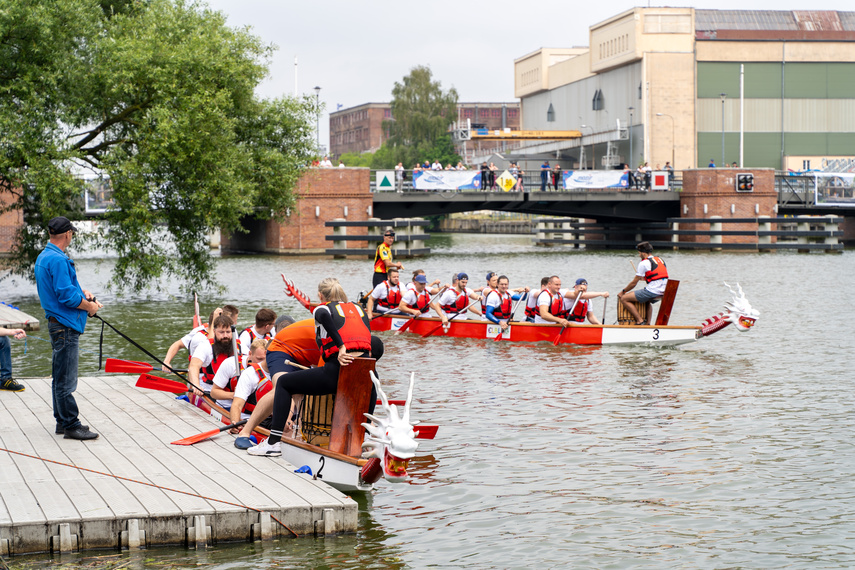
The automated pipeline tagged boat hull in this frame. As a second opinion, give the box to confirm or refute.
[185,395,372,492]
[370,314,701,346]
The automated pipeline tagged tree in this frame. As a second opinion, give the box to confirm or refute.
[0,0,316,293]
[383,65,460,168]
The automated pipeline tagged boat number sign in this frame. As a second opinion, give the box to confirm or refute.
[486,324,510,340]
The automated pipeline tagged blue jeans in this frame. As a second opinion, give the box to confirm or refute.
[0,336,11,379]
[49,322,82,430]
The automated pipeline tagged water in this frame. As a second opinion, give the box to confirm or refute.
[4,235,855,569]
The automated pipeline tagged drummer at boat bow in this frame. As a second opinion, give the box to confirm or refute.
[484,276,529,331]
[372,229,404,288]
[248,278,383,458]
[366,268,402,316]
[618,241,669,326]
[565,278,609,325]
[433,272,482,326]
[187,315,235,396]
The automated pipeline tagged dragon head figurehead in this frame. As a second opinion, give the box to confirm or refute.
[362,371,419,483]
[700,282,760,337]
[722,282,760,331]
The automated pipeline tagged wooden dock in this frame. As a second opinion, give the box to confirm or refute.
[0,376,357,557]
[0,303,40,331]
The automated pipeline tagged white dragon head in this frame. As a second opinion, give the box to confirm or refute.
[722,282,760,332]
[362,371,419,483]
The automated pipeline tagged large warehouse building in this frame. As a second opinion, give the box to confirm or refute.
[514,8,855,171]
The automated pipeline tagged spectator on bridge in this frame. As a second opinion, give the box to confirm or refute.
[395,162,404,193]
[444,162,454,170]
[431,160,443,171]
[480,162,489,191]
[489,162,498,190]
[320,156,333,168]
[708,158,716,168]
[456,162,467,170]
[552,164,562,191]
[664,162,673,173]
[540,161,550,191]
[623,164,635,189]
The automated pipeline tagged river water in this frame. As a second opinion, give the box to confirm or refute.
[4,234,855,569]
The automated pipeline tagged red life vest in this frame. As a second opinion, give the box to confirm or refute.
[441,289,468,313]
[243,363,272,414]
[538,290,567,319]
[376,281,402,309]
[406,289,431,313]
[318,302,373,360]
[644,256,668,283]
[481,286,496,314]
[567,299,588,322]
[203,351,231,384]
[488,291,513,320]
[243,326,273,344]
[524,291,543,320]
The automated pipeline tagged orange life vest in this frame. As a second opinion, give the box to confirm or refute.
[567,298,588,322]
[488,291,513,320]
[243,363,272,414]
[644,256,668,283]
[406,289,431,313]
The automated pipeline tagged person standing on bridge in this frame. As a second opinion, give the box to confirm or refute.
[540,160,550,191]
[372,229,403,288]
[34,217,103,441]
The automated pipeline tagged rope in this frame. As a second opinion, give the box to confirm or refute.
[0,447,299,538]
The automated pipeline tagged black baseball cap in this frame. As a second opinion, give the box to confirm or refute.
[48,216,78,235]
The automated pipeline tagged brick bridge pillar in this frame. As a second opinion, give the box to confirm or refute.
[221,168,372,254]
[679,169,777,245]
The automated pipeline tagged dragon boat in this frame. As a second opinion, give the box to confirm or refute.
[283,275,759,347]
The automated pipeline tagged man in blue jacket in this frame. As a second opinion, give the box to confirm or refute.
[34,217,103,440]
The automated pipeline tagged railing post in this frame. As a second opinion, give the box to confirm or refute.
[709,215,722,251]
[758,215,772,252]
[332,218,346,259]
[671,221,679,249]
[797,217,810,253]
[824,214,840,253]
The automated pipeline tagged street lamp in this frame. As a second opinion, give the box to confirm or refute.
[580,125,594,169]
[720,93,726,167]
[314,86,322,152]
[655,113,675,168]
[627,107,634,168]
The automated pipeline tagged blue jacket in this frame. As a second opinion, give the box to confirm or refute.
[34,243,88,333]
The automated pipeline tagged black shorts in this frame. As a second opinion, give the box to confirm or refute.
[267,350,308,377]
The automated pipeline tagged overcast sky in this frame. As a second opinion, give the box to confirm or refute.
[204,1,854,151]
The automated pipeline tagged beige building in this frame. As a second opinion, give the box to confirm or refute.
[514,8,855,171]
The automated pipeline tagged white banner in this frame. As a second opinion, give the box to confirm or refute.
[413,170,482,191]
[562,170,629,189]
[813,172,855,206]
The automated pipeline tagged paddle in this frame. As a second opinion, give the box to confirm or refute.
[371,309,403,321]
[136,373,192,394]
[171,419,248,446]
[421,296,481,338]
[494,292,528,342]
[414,425,438,440]
[94,315,188,381]
[602,296,608,325]
[395,285,448,335]
[106,358,187,375]
[552,292,583,346]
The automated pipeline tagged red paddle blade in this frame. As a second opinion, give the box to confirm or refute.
[421,323,444,338]
[377,399,406,407]
[414,424,438,439]
[136,373,189,394]
[106,358,153,374]
[171,428,220,446]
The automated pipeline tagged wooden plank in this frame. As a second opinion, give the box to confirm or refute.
[654,280,680,326]
[329,358,375,457]
[0,304,40,331]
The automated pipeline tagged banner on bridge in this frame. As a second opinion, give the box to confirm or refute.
[813,172,855,206]
[562,170,629,190]
[413,171,481,191]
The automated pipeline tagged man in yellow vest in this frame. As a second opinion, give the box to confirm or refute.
[372,229,404,288]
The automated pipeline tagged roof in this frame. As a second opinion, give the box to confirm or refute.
[695,10,855,32]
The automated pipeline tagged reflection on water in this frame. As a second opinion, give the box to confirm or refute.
[3,240,855,568]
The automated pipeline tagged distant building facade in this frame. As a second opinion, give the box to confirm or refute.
[513,8,855,171]
[329,102,521,161]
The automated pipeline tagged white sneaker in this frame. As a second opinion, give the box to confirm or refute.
[247,440,281,457]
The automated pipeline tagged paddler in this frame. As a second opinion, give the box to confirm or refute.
[398,274,433,316]
[433,272,482,326]
[534,276,573,327]
[564,278,610,324]
[618,241,669,325]
[162,307,221,373]
[372,229,404,288]
[220,339,274,433]
[484,275,529,331]
[525,277,550,322]
[366,268,402,316]
[187,315,235,396]
[247,278,383,457]
[237,308,276,367]
[479,271,499,316]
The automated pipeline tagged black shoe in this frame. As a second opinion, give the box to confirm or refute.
[56,424,88,435]
[0,378,25,392]
[64,426,99,440]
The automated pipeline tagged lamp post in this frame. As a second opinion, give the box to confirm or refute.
[720,93,726,167]
[580,125,594,170]
[655,113,675,168]
[314,86,322,152]
[627,107,634,168]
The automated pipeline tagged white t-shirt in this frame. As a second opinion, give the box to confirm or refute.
[534,289,568,324]
[181,326,208,359]
[233,366,270,420]
[525,290,542,319]
[370,281,400,313]
[637,258,668,295]
[238,326,275,367]
[190,342,215,390]
[437,287,473,315]
[211,357,240,408]
[483,290,510,321]
[564,296,592,320]
[400,287,428,311]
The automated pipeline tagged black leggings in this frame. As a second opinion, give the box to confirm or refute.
[267,337,383,445]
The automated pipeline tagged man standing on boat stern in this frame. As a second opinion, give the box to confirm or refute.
[618,241,669,326]
[372,229,403,288]
[34,217,103,441]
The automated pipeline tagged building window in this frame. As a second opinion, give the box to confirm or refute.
[592,89,604,111]
[547,103,555,122]
[384,109,391,118]
[507,109,518,118]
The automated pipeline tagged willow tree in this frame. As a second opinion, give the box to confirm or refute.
[0,0,316,293]
[382,65,460,168]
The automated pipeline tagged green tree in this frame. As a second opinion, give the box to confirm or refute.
[383,65,460,168]
[0,0,316,293]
